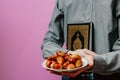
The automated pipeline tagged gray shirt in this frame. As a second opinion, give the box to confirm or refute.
[41,0,120,75]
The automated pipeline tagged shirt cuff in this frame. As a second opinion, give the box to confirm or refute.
[91,55,106,74]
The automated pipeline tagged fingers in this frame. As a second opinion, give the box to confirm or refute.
[73,49,96,57]
[82,49,96,57]
[61,65,91,77]
[84,55,94,68]
[67,48,96,56]
[67,49,95,70]
[50,70,62,75]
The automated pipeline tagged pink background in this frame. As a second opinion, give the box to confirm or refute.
[0,0,61,80]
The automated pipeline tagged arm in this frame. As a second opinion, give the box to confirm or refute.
[92,17,120,75]
[41,0,66,59]
[62,0,120,76]
[92,0,120,74]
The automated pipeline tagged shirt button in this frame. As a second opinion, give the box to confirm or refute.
[86,17,90,20]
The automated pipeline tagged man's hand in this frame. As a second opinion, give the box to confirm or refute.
[61,54,94,77]
[68,49,96,57]
[49,49,96,77]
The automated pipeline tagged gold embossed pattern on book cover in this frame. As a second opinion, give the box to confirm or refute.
[67,23,93,51]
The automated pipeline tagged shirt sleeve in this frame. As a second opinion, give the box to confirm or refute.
[91,0,120,75]
[92,17,120,75]
[41,0,66,59]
